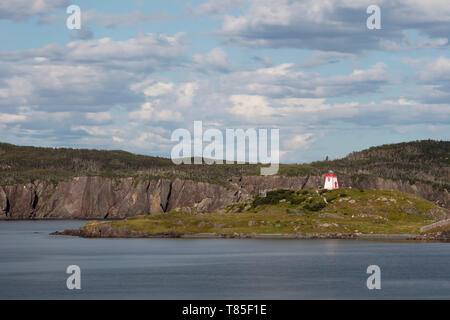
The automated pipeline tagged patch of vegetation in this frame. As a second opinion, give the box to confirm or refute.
[303,198,327,212]
[253,190,292,206]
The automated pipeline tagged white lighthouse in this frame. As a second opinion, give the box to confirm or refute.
[324,171,339,190]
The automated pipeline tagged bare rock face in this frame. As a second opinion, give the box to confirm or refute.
[233,176,309,194]
[0,177,242,220]
[163,179,236,212]
[1,184,38,219]
[0,174,448,219]
[0,186,8,219]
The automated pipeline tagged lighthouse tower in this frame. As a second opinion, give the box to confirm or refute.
[324,171,339,190]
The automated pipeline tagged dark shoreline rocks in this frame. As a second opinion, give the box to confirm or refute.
[51,229,359,240]
[51,223,183,238]
[408,230,450,242]
[52,224,450,241]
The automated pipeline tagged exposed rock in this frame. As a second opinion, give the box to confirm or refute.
[319,223,339,228]
[1,177,238,220]
[420,219,450,233]
[0,186,8,219]
[410,229,450,242]
[1,173,448,219]
[318,213,344,219]
[355,214,387,220]
[401,206,422,216]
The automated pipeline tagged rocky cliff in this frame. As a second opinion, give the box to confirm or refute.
[0,174,448,220]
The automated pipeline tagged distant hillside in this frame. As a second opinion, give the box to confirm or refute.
[0,142,256,186]
[0,140,448,192]
[280,140,450,192]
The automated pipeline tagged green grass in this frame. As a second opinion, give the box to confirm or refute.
[80,188,449,236]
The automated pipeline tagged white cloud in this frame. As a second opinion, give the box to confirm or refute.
[85,112,112,124]
[286,133,315,150]
[71,125,107,136]
[66,33,186,66]
[193,48,233,73]
[112,136,124,143]
[219,0,450,53]
[0,77,34,105]
[129,102,182,122]
[144,82,175,97]
[0,33,187,113]
[0,113,27,123]
[130,131,172,153]
[419,56,450,82]
[176,82,199,107]
[228,94,275,119]
[416,56,450,103]
[219,62,389,99]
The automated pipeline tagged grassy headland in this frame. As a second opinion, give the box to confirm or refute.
[73,188,449,237]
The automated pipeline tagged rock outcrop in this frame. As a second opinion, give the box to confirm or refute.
[410,230,450,242]
[0,174,448,220]
[51,223,182,238]
[420,219,450,233]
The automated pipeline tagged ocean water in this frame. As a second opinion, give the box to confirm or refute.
[0,220,449,299]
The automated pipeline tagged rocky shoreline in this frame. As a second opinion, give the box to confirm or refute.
[408,230,450,241]
[51,224,450,242]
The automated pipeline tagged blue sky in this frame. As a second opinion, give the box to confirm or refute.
[0,0,449,163]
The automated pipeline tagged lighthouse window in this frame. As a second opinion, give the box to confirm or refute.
[328,178,330,181]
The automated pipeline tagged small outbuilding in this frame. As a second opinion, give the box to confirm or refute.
[324,171,339,190]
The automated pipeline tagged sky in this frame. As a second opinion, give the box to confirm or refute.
[0,0,449,163]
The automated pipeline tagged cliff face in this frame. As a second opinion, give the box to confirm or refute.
[233,175,449,209]
[0,177,239,220]
[0,175,448,220]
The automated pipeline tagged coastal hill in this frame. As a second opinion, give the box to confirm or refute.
[0,141,256,186]
[0,140,449,220]
[0,140,448,189]
[281,140,449,191]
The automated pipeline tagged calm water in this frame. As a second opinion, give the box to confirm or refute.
[0,221,449,299]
